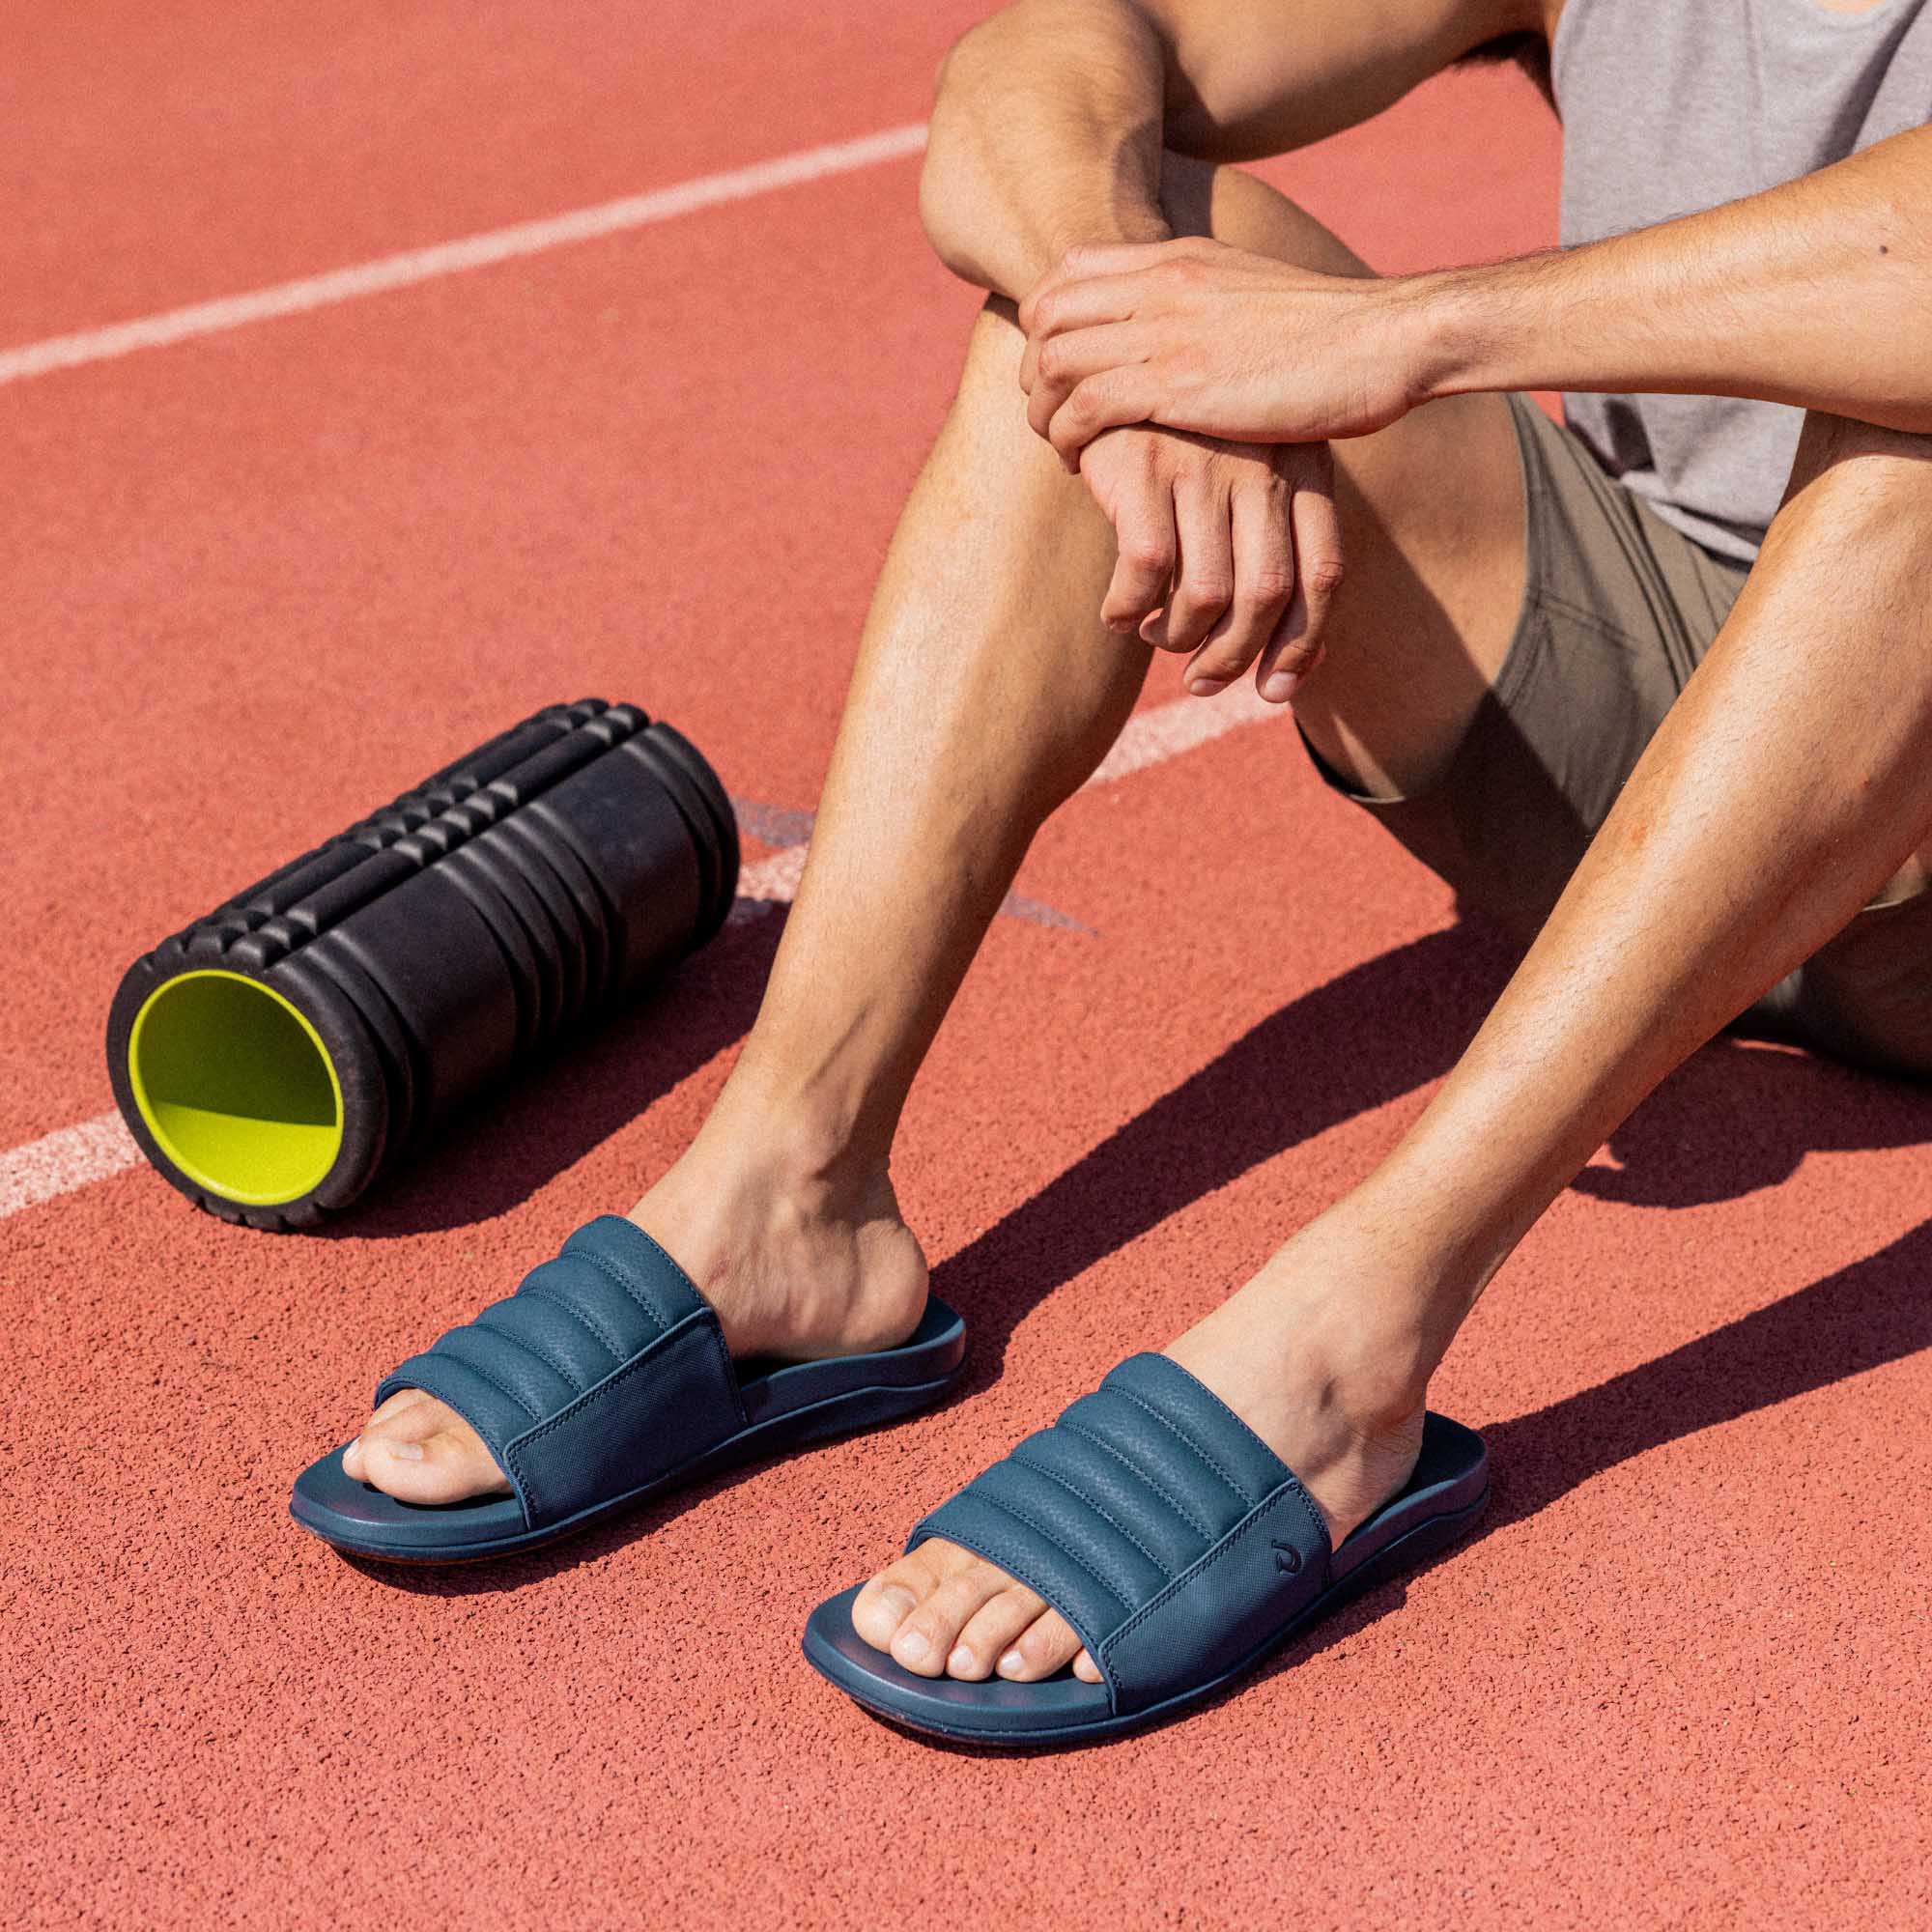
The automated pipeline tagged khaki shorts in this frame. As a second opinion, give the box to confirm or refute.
[1300,392,1932,1079]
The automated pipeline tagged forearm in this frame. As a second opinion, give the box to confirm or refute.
[921,0,1526,302]
[920,1,1174,299]
[1361,414,1932,1346]
[1415,127,1932,432]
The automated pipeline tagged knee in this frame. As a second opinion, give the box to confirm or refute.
[921,13,1368,284]
[1770,411,1932,567]
[1156,155,1373,278]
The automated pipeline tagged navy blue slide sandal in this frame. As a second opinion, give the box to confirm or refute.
[803,1352,1487,1746]
[291,1214,966,1562]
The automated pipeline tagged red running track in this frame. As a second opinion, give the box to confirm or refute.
[4,7,1928,1927]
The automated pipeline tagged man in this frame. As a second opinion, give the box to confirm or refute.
[321,0,1932,1720]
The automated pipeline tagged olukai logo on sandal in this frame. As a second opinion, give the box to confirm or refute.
[1271,1540,1303,1576]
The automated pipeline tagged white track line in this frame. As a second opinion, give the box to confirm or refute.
[0,1111,141,1218]
[0,124,929,388]
[2,689,1284,1222]
[1088,683,1277,785]
[730,843,812,922]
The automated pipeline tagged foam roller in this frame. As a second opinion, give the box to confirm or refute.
[105,699,738,1230]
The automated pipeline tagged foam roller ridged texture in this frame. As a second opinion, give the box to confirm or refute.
[104,699,739,1230]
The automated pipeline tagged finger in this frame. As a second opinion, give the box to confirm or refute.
[1020,270,1155,384]
[1144,473,1232,659]
[1024,322,1145,439]
[1048,366,1156,466]
[1021,236,1216,328]
[1182,471,1294,693]
[1098,458,1177,635]
[1255,455,1345,701]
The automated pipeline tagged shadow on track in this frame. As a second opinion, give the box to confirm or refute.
[930,914,1932,1375]
[340,904,1932,1592]
[1246,1205,1932,1702]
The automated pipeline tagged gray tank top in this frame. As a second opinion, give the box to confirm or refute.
[1553,0,1932,560]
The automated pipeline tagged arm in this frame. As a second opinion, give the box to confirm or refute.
[920,0,1538,300]
[1424,127,1932,433]
[1018,125,1932,453]
[1015,137,1932,1360]
[920,0,1531,698]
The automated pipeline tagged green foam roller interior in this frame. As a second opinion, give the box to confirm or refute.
[128,970,345,1206]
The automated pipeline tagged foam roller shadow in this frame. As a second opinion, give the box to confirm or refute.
[105,699,739,1230]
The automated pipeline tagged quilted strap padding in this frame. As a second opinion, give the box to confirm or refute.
[909,1353,1332,1716]
[375,1214,745,1527]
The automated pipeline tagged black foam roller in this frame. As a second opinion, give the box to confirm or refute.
[105,699,739,1230]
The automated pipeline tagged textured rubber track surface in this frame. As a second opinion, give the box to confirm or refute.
[5,8,1930,1928]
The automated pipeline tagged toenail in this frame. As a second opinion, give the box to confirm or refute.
[947,1647,976,1676]
[873,1584,915,1619]
[384,1441,425,1462]
[997,1649,1024,1677]
[343,1437,359,1458]
[895,1629,929,1662]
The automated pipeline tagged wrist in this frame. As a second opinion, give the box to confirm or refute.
[1390,262,1526,406]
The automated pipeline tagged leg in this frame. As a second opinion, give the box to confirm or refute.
[1323,406,1932,1298]
[345,161,1528,1547]
[1009,405,1932,1687]
[344,295,1151,1498]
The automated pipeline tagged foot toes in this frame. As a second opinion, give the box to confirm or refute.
[949,1583,1055,1681]
[851,1552,940,1652]
[852,1542,1094,1686]
[341,1390,433,1481]
[995,1607,1085,1683]
[851,1541,1037,1679]
[345,1393,510,1505]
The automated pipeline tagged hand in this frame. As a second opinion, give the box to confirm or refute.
[1076,423,1341,701]
[1019,237,1428,466]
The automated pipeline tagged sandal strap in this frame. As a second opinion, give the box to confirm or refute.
[910,1353,1330,1715]
[375,1215,744,1528]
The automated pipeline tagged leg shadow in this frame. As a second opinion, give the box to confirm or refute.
[1479,1210,1932,1533]
[1574,1027,1932,1207]
[1241,1210,1932,1699]
[932,917,1521,1371]
[938,915,1932,1373]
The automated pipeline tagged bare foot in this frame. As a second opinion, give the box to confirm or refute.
[849,1208,1430,1685]
[340,1099,928,1505]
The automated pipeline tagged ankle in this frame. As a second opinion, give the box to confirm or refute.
[1293,1186,1497,1404]
[688,1075,892,1218]
[632,1098,926,1362]
[1298,1313,1434,1440]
